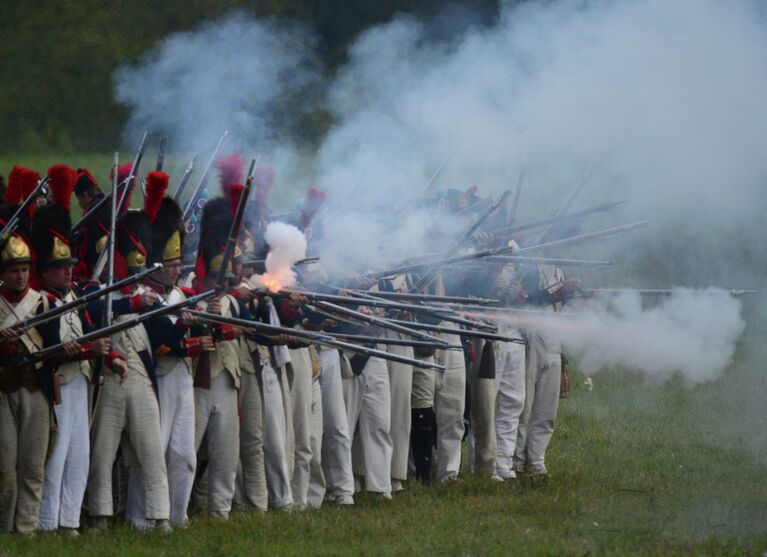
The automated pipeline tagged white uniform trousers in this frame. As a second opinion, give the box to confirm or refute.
[288,348,313,509]
[194,372,239,515]
[88,370,169,520]
[262,360,293,509]
[514,333,561,474]
[493,336,526,478]
[306,374,325,508]
[316,349,354,501]
[39,374,89,530]
[434,340,466,482]
[343,356,393,494]
[0,387,50,533]
[467,338,496,475]
[127,365,196,527]
[386,341,413,483]
[235,370,267,512]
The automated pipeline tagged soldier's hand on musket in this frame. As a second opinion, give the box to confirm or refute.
[140,290,160,309]
[234,285,255,303]
[92,338,111,356]
[560,278,584,299]
[199,335,214,351]
[288,292,308,308]
[180,311,199,326]
[270,333,294,345]
[207,297,222,316]
[63,341,81,357]
[0,327,21,343]
[112,357,129,384]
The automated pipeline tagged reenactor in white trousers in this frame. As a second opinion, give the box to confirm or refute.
[126,175,213,528]
[31,165,111,535]
[87,191,171,531]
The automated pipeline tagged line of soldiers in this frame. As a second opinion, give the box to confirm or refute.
[0,159,580,536]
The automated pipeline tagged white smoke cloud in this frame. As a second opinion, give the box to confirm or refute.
[250,221,307,291]
[114,12,320,154]
[510,289,746,384]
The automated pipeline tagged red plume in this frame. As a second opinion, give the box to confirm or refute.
[227,183,245,218]
[5,166,26,205]
[300,188,326,227]
[144,171,169,223]
[21,169,41,219]
[47,164,77,213]
[216,153,245,197]
[111,162,133,185]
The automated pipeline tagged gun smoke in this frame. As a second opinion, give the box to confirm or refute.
[113,0,767,389]
[499,289,746,385]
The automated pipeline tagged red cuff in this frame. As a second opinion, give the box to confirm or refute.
[217,325,237,342]
[0,339,15,353]
[231,290,243,300]
[175,319,191,331]
[129,294,143,313]
[105,351,121,370]
[79,341,96,360]
[182,337,204,358]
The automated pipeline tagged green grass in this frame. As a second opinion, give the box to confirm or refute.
[1,366,765,557]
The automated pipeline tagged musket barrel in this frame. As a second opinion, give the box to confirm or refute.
[187,310,446,372]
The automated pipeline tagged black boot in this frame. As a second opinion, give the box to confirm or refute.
[411,407,436,482]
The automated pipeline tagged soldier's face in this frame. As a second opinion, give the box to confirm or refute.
[76,192,93,211]
[158,260,182,286]
[42,265,73,291]
[0,264,30,293]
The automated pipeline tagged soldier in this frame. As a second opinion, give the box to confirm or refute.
[514,262,580,476]
[32,165,112,535]
[192,192,247,520]
[125,172,213,529]
[87,187,171,532]
[0,175,51,534]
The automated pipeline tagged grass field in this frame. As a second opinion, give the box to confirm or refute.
[1,364,765,557]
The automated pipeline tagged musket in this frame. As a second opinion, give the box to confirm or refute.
[172,153,198,202]
[182,131,229,223]
[451,189,511,250]
[73,134,150,233]
[91,152,121,388]
[321,332,462,350]
[0,176,50,246]
[484,256,612,267]
[214,156,257,290]
[361,242,523,280]
[408,189,512,295]
[186,310,446,372]
[515,221,650,254]
[2,264,163,333]
[345,290,499,306]
[123,131,150,205]
[384,318,526,344]
[538,161,596,244]
[23,290,214,366]
[282,288,496,331]
[422,144,458,196]
[310,300,449,345]
[156,136,167,172]
[585,288,758,297]
[490,200,628,238]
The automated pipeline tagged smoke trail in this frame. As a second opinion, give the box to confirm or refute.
[515,289,746,384]
[114,12,321,154]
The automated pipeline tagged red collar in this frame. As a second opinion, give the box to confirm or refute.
[0,284,30,304]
